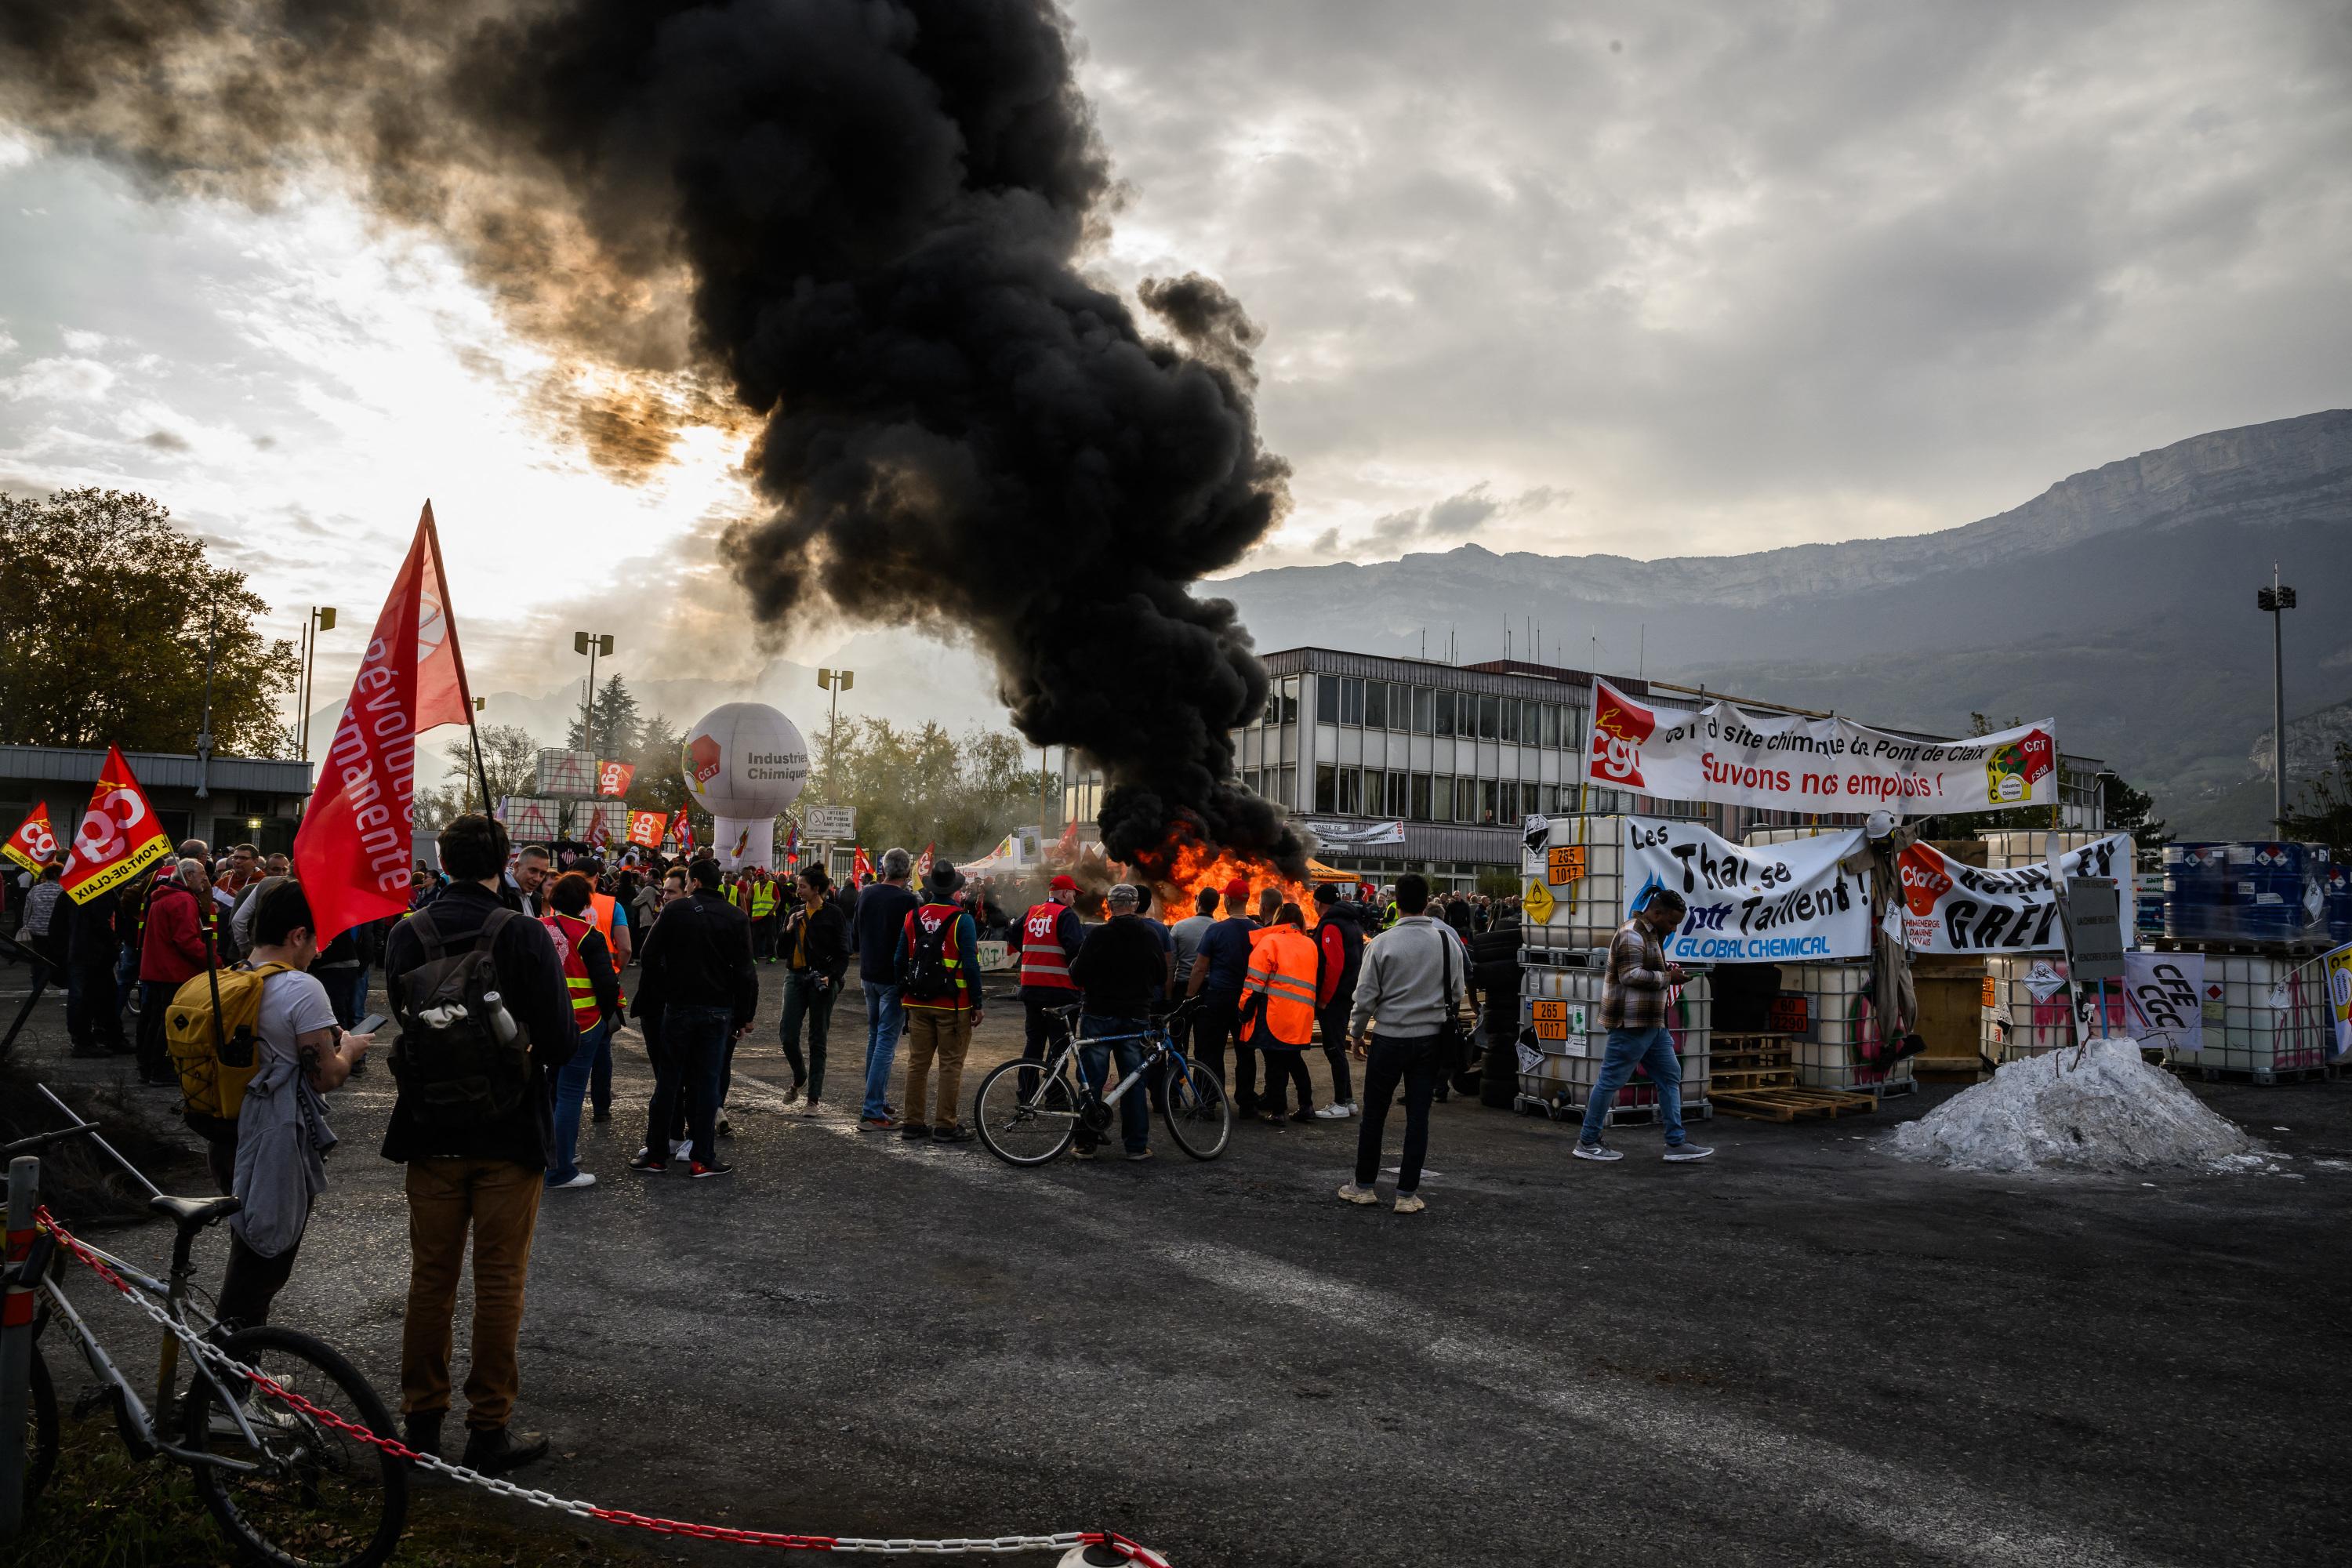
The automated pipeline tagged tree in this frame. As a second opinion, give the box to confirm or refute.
[0,488,298,755]
[806,716,1054,858]
[413,724,540,830]
[2100,772,2169,848]
[2279,741,2352,853]
[626,710,687,814]
[566,675,643,759]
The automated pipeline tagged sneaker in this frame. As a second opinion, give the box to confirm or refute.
[1336,1182,1379,1206]
[1313,1103,1352,1120]
[1573,1143,1624,1163]
[782,1080,804,1106]
[590,1108,611,1123]
[1125,1147,1155,1162]
[1287,1109,1315,1124]
[1663,1144,1715,1163]
[670,1138,693,1160]
[859,1116,898,1131]
[1258,1112,1287,1129]
[546,1171,597,1191]
[627,1149,666,1173]
[933,1123,975,1144]
[1070,1143,1097,1161]
[1393,1193,1426,1214]
[460,1425,550,1475]
[899,1123,933,1141]
[800,1100,822,1117]
[688,1160,733,1179]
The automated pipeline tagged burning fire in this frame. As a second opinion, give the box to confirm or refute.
[1131,822,1315,924]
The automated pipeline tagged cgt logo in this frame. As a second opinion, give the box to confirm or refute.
[1589,684,1656,787]
[687,733,722,789]
[1896,844,1953,916]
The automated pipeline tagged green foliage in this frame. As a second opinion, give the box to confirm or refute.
[2278,740,2352,852]
[414,724,541,830]
[808,715,1052,857]
[0,488,298,756]
[565,674,643,758]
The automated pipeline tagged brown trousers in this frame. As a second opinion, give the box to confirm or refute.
[400,1158,543,1431]
[901,1007,974,1130]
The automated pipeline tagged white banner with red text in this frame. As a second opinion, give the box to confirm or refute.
[1891,832,2136,954]
[1586,677,2058,815]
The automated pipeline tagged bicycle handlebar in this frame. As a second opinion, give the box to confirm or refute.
[4,1084,165,1199]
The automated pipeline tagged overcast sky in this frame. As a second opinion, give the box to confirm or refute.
[2,0,2346,728]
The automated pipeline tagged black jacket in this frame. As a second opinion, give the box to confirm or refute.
[782,899,851,984]
[635,887,757,1030]
[379,881,578,1168]
[851,883,920,982]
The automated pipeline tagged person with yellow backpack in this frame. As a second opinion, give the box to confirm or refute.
[165,879,372,1331]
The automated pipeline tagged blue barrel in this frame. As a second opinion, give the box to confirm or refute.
[2162,843,2230,941]
[2234,841,2311,942]
[2322,856,2350,946]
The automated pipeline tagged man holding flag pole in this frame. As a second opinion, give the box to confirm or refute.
[296,503,575,1474]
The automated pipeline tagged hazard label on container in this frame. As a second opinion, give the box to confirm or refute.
[1980,976,1997,1008]
[1530,999,1584,1041]
[1523,879,1555,924]
[1766,995,1810,1033]
[1547,845,1588,885]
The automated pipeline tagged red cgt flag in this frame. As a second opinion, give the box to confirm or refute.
[853,845,873,884]
[626,810,666,848]
[60,747,172,902]
[293,503,477,942]
[597,760,636,797]
[4,801,57,875]
[671,808,695,855]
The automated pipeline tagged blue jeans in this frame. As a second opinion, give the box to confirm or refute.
[1079,1014,1152,1155]
[861,982,905,1120]
[1580,1025,1686,1147]
[548,1018,611,1184]
[666,1003,736,1165]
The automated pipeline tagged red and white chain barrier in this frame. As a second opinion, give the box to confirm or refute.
[35,1208,1172,1566]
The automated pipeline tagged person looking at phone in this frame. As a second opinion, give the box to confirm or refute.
[220,879,374,1334]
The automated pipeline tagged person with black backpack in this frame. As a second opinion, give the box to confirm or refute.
[378,812,578,1476]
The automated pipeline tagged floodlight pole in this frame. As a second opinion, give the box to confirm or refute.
[2258,565,2296,829]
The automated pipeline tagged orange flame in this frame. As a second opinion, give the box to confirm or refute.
[1132,822,1314,924]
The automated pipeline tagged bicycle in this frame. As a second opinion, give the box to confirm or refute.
[6,1083,408,1568]
[972,998,1232,1165]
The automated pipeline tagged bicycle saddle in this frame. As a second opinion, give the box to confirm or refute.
[150,1194,241,1229]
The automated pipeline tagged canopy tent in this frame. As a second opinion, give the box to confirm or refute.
[1307,858,1359,884]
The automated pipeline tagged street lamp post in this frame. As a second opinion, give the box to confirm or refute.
[574,631,615,755]
[817,667,854,801]
[296,606,338,757]
[2258,565,2297,829]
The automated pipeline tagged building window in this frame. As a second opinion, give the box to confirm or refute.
[1363,767,1385,815]
[1386,770,1410,817]
[1363,681,1387,729]
[1434,690,1456,737]
[1476,695,1499,739]
[1316,673,1338,724]
[1479,778,1498,823]
[1413,687,1434,734]
[1540,703,1561,747]
[1316,763,1337,813]
[1410,772,1432,821]
[1279,765,1296,808]
[1338,767,1360,815]
[1454,776,1478,820]
[1341,678,1364,725]
[1280,676,1300,724]
[1498,699,1520,742]
[1497,780,1519,820]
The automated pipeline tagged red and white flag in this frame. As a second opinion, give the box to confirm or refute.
[292,502,477,942]
[671,808,696,855]
[60,746,172,902]
[597,760,635,797]
[3,802,57,875]
[852,845,873,884]
[915,842,935,877]
[626,810,666,848]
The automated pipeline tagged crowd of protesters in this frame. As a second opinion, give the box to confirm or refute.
[5,809,1737,1470]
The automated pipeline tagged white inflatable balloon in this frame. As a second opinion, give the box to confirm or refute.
[681,702,809,871]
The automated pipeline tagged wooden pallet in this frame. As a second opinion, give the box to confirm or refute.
[1710,1086,1878,1123]
[1711,1065,1798,1092]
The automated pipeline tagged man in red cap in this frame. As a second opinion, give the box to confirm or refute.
[1012,873,1087,1091]
[1184,877,1265,1112]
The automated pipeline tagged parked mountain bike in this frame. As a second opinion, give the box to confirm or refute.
[973,998,1231,1165]
[5,1085,408,1568]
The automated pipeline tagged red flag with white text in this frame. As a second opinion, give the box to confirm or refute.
[4,802,57,875]
[292,503,477,942]
[597,760,635,797]
[60,747,172,902]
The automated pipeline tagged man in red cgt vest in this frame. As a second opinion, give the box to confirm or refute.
[1011,873,1085,1090]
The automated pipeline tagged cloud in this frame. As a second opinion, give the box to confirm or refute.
[1356,482,1564,556]
[139,427,191,452]
[0,355,114,402]
[0,329,15,355]
[59,328,107,352]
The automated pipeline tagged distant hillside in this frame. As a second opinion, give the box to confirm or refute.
[1215,410,2352,835]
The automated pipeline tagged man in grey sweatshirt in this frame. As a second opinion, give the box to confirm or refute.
[1338,873,1469,1214]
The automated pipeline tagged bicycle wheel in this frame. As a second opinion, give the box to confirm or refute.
[180,1323,408,1568]
[973,1057,1080,1166]
[1163,1056,1232,1160]
[20,1338,56,1508]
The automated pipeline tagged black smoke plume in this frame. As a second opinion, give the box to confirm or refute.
[0,0,1303,873]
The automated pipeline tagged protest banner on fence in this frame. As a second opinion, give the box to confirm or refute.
[1588,677,2056,814]
[1625,816,1872,964]
[1306,818,1405,848]
[1893,833,2136,954]
[2119,951,2204,1054]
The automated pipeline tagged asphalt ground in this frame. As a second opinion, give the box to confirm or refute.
[8,956,2350,1568]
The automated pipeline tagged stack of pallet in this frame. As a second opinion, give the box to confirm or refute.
[1708,1032,1877,1122]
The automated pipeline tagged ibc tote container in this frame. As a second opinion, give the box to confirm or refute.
[1519,815,1632,953]
[1517,967,1710,1112]
[1979,955,2111,1062]
[1976,829,2101,870]
[2171,953,2336,1081]
[533,747,597,796]
[1783,961,1916,1093]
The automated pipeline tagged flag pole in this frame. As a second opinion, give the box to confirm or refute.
[420,502,494,811]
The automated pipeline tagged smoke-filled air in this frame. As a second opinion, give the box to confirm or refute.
[0,0,1304,875]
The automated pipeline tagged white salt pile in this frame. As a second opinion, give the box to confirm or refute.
[1886,1037,2261,1174]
